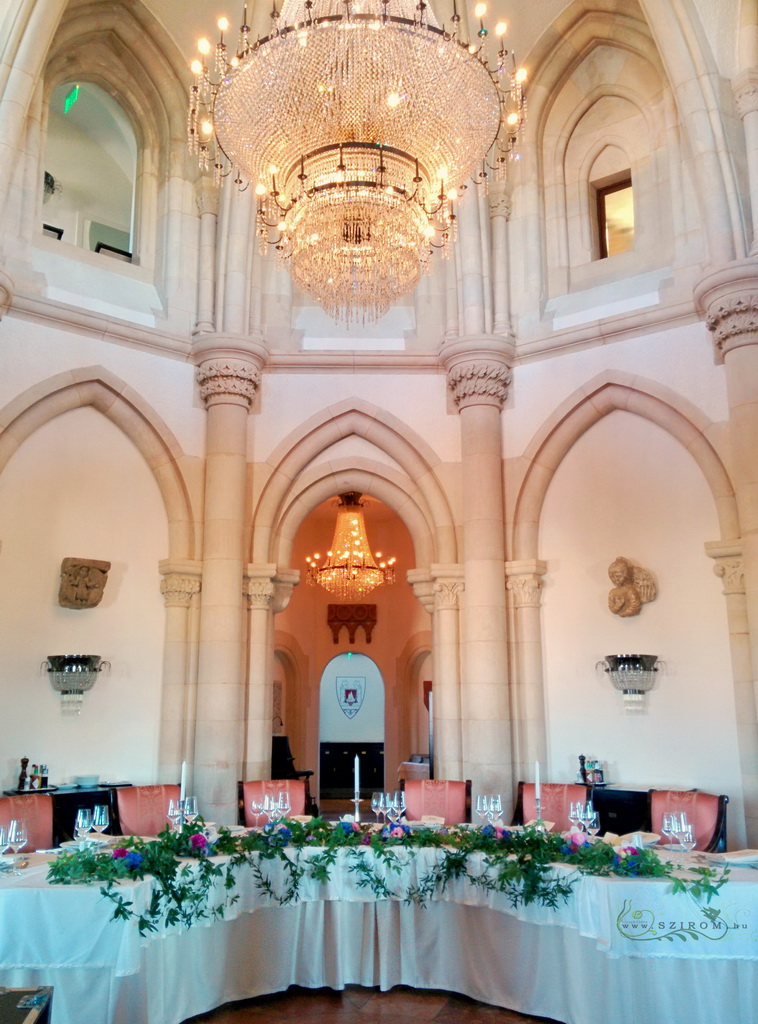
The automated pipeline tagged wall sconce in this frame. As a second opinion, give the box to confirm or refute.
[42,655,110,714]
[597,654,661,712]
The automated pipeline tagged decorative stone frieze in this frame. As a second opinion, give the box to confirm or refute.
[505,560,548,608]
[327,603,377,644]
[196,360,260,406]
[160,573,201,607]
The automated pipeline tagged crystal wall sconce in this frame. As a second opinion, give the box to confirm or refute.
[42,655,110,714]
[597,654,661,712]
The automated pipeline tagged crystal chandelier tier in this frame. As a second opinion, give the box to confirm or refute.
[188,0,526,322]
[305,492,397,600]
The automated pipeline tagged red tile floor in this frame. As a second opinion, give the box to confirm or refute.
[184,985,560,1024]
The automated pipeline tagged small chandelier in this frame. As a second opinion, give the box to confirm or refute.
[42,654,110,715]
[306,492,396,600]
[188,0,526,323]
[597,654,661,713]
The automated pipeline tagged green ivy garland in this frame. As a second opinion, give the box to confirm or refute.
[45,819,729,936]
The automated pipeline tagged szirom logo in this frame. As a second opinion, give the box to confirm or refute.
[616,900,746,944]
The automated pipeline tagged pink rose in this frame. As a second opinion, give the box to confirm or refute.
[112,847,128,859]
[190,833,207,849]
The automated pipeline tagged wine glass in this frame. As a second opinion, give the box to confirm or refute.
[278,791,291,819]
[371,791,385,823]
[250,799,263,828]
[92,804,110,834]
[475,794,489,826]
[569,801,583,831]
[0,825,10,872]
[672,812,691,862]
[74,808,92,845]
[679,824,697,864]
[385,793,399,825]
[488,794,503,825]
[262,794,276,824]
[394,790,406,822]
[182,796,198,825]
[8,819,28,872]
[584,807,600,838]
[167,799,182,833]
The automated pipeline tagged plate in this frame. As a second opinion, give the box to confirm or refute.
[721,849,758,866]
[60,836,111,850]
[620,832,660,847]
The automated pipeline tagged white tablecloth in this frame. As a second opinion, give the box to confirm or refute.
[1,848,757,1024]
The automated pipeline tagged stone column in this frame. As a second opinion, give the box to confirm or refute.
[734,71,758,256]
[192,335,267,824]
[193,177,219,334]
[705,542,752,847]
[431,566,465,779]
[244,566,300,779]
[696,262,758,844]
[440,334,513,806]
[505,560,548,787]
[489,179,513,337]
[157,561,202,785]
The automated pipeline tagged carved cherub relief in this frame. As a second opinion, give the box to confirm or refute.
[607,556,657,617]
[59,557,111,609]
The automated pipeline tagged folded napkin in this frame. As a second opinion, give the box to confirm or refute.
[421,815,445,825]
[721,849,758,866]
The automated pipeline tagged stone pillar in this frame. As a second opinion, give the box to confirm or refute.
[431,566,465,779]
[696,262,758,843]
[734,71,758,256]
[193,177,219,334]
[489,179,513,337]
[192,335,267,824]
[440,334,513,806]
[505,560,548,788]
[705,542,752,847]
[244,566,300,779]
[157,562,202,785]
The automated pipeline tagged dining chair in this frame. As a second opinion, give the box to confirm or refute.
[511,781,591,832]
[0,793,53,852]
[648,789,728,852]
[116,784,181,836]
[400,779,472,824]
[240,779,307,827]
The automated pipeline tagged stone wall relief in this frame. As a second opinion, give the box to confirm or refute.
[58,558,111,609]
[607,556,657,618]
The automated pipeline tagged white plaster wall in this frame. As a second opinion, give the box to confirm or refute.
[0,318,206,459]
[503,322,730,459]
[539,410,742,840]
[318,652,385,742]
[0,407,169,790]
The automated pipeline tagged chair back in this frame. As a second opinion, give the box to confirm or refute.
[649,789,728,852]
[0,793,53,852]
[401,779,471,824]
[241,779,306,826]
[116,784,180,837]
[513,782,590,832]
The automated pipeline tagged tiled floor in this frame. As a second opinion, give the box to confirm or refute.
[185,985,560,1024]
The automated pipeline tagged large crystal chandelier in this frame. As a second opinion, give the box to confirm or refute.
[188,0,526,322]
[305,493,397,600]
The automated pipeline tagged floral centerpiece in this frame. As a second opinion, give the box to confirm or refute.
[46,820,728,936]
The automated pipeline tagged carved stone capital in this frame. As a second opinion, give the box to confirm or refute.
[246,579,275,609]
[734,69,758,118]
[704,541,745,595]
[407,569,434,613]
[505,560,548,608]
[160,573,201,607]
[694,260,758,359]
[433,579,464,611]
[488,178,512,220]
[440,335,514,410]
[272,570,300,614]
[196,360,260,407]
[195,176,220,216]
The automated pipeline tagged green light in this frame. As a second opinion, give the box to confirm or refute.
[346,651,352,659]
[64,85,80,114]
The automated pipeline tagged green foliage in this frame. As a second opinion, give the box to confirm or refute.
[46,820,730,935]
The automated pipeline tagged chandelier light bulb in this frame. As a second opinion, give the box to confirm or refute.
[190,59,204,76]
[201,120,214,135]
[187,0,526,322]
[495,21,507,35]
[515,67,528,83]
[506,111,519,127]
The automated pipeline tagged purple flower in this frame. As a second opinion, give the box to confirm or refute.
[125,851,143,869]
[112,847,128,859]
[360,833,371,845]
[190,833,207,850]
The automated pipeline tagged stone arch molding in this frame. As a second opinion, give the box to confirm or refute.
[252,400,458,570]
[511,371,739,561]
[0,366,197,559]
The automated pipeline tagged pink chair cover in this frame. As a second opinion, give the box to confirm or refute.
[116,784,180,837]
[403,780,469,824]
[650,790,720,851]
[520,783,589,832]
[242,780,306,827]
[0,793,53,852]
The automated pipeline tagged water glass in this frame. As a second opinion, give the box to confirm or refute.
[488,794,503,824]
[8,819,28,872]
[371,791,385,822]
[74,808,92,843]
[278,791,291,818]
[569,801,583,830]
[584,807,600,837]
[167,799,182,833]
[475,795,489,825]
[182,796,198,824]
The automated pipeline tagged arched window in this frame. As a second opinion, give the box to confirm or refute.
[43,82,136,260]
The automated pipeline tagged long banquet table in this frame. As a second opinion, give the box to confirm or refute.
[1,846,757,1024]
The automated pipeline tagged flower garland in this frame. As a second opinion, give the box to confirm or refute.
[45,820,729,935]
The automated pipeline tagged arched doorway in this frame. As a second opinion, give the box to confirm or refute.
[319,652,385,799]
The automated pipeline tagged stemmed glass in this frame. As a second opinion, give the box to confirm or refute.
[569,801,584,831]
[0,825,10,872]
[475,795,489,826]
[371,792,385,823]
[250,800,263,828]
[278,791,291,819]
[167,799,183,833]
[583,806,600,839]
[671,812,692,863]
[262,794,277,824]
[8,819,28,872]
[661,812,676,849]
[182,796,198,825]
[487,794,503,825]
[394,790,406,823]
[679,824,697,865]
[92,804,110,835]
[74,808,92,846]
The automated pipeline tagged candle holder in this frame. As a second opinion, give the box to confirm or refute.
[534,796,545,832]
[353,796,361,823]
